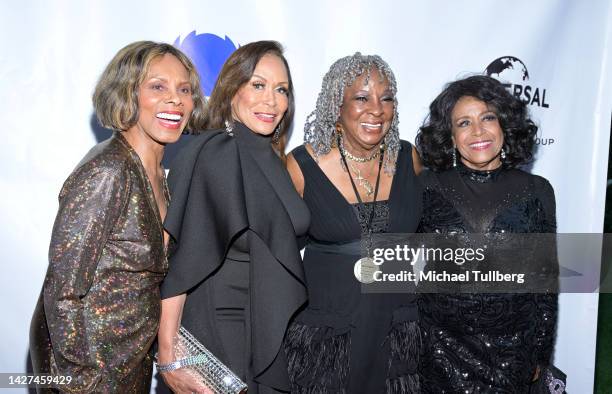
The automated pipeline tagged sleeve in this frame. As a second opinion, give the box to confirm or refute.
[533,176,558,366]
[161,134,249,298]
[43,163,128,392]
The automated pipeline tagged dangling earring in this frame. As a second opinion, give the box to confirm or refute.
[452,147,457,168]
[271,124,281,144]
[224,120,234,136]
[500,147,506,160]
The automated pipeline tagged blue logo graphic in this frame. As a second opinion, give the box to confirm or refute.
[174,31,238,96]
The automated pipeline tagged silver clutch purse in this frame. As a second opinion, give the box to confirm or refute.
[158,326,247,394]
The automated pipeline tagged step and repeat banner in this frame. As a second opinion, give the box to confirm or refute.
[1,0,611,391]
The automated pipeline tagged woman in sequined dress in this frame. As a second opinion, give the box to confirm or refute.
[283,53,423,393]
[29,41,204,393]
[415,75,559,393]
[157,41,310,393]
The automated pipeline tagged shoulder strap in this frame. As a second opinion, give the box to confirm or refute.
[291,145,321,177]
[399,140,414,174]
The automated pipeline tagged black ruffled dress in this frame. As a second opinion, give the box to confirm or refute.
[162,123,310,393]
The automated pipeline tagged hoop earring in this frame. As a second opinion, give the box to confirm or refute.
[452,148,457,168]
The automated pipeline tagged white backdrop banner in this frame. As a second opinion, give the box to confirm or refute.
[1,0,611,392]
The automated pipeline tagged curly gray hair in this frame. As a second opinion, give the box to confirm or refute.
[304,52,400,174]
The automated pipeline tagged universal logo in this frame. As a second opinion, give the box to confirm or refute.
[485,56,553,146]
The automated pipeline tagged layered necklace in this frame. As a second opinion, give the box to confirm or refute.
[338,135,384,197]
[337,134,385,284]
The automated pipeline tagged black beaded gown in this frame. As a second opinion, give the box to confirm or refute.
[417,163,558,393]
[285,141,422,394]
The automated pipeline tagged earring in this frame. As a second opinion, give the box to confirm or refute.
[271,124,281,144]
[335,124,343,136]
[452,148,457,167]
[333,124,343,148]
[500,147,506,160]
[224,120,234,136]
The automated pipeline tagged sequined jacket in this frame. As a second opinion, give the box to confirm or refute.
[30,132,168,393]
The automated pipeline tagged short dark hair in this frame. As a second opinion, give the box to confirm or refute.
[203,40,294,157]
[93,41,206,132]
[416,75,538,171]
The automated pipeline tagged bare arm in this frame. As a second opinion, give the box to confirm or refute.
[157,294,186,363]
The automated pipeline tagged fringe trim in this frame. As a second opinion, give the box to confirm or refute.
[285,321,349,394]
[387,375,421,394]
[386,320,421,394]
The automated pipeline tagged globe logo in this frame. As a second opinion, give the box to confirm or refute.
[485,56,530,82]
[484,56,550,110]
[485,56,553,146]
[174,31,238,97]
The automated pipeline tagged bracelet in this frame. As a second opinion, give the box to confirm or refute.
[155,354,209,372]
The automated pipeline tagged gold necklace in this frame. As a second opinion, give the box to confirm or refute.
[338,136,381,162]
[347,161,374,196]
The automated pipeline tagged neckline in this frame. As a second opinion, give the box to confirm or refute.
[456,161,504,183]
[302,145,397,208]
[231,121,273,150]
[114,132,168,239]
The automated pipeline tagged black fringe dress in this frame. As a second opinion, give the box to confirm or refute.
[285,141,423,394]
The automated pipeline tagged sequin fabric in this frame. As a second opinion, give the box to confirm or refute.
[417,164,558,393]
[29,132,168,393]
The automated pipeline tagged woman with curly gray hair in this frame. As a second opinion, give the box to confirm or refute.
[284,53,423,393]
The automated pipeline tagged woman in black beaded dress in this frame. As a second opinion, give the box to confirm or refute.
[415,75,560,393]
[284,53,423,393]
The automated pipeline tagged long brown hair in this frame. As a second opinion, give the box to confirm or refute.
[203,40,294,158]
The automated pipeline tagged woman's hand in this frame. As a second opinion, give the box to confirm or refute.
[158,294,214,393]
[160,368,213,394]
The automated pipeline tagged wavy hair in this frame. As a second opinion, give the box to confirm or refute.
[93,41,206,133]
[416,75,537,171]
[304,53,400,175]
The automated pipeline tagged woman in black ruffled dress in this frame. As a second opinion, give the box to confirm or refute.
[158,41,310,394]
[415,75,560,393]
